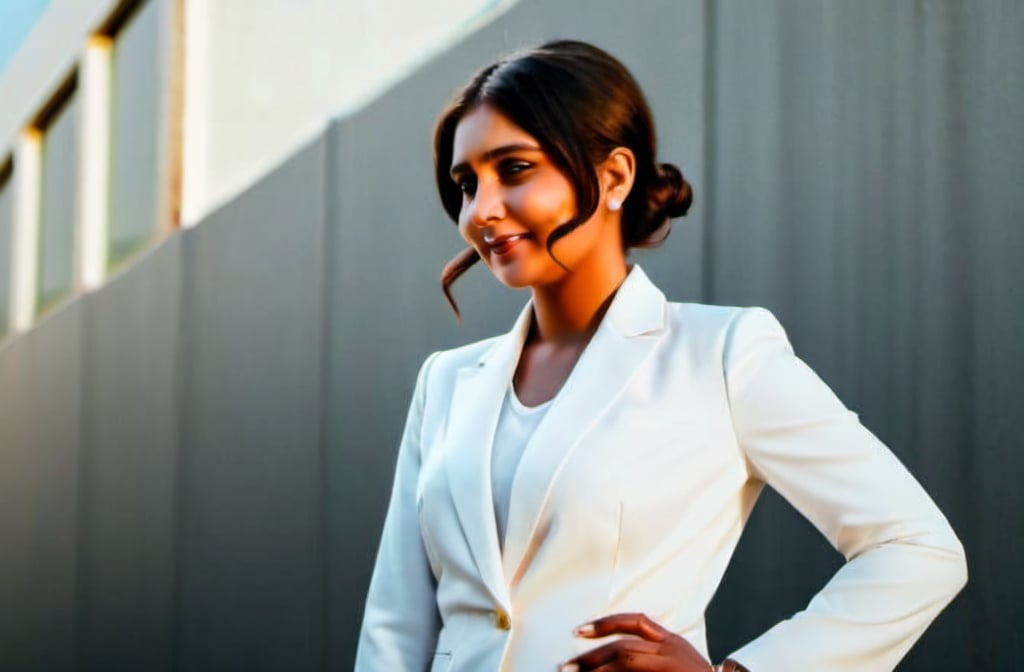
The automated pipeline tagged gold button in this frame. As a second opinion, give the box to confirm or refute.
[494,608,511,630]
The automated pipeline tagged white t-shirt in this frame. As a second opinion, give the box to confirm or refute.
[490,381,554,551]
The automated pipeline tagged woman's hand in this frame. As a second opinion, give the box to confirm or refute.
[560,612,714,671]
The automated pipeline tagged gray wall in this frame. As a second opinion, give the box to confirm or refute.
[0,0,1019,669]
[703,3,1023,667]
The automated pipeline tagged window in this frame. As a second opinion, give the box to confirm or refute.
[35,81,79,314]
[107,0,163,270]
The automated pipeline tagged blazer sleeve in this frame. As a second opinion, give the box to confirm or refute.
[721,308,968,671]
[354,350,442,671]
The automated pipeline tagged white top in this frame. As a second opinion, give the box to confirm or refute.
[490,381,553,551]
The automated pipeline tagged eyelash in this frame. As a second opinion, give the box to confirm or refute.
[457,161,533,196]
[501,160,532,177]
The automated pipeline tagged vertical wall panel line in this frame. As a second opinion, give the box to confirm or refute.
[700,0,716,303]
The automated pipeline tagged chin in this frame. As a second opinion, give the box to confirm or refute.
[487,258,540,289]
[485,246,565,289]
[495,262,568,291]
[494,269,536,290]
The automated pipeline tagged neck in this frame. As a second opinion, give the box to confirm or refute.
[528,258,632,346]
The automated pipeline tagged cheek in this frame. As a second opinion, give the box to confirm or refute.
[516,187,574,231]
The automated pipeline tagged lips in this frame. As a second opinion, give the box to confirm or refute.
[487,233,531,255]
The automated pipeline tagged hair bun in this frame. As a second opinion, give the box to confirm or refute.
[648,162,693,220]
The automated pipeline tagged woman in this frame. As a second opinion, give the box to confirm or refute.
[355,40,967,671]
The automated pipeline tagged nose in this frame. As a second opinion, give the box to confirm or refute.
[466,178,506,227]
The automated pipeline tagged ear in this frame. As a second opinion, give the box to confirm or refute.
[599,147,637,211]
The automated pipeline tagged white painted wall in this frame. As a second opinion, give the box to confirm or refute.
[181,0,516,226]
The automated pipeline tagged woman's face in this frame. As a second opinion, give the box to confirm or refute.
[449,104,613,289]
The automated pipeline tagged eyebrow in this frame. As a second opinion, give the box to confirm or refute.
[449,143,543,178]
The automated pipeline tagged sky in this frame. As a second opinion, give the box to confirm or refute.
[0,0,51,74]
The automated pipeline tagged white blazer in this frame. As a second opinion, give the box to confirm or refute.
[355,263,967,672]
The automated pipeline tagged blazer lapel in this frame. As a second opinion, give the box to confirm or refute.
[443,264,667,606]
[443,299,533,610]
[501,264,667,585]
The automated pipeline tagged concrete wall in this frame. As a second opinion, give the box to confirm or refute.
[702,2,1024,665]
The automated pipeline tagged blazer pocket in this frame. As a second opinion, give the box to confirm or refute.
[600,499,625,607]
[430,651,452,672]
[573,499,625,656]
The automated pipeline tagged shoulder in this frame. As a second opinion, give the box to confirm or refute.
[662,301,795,379]
[665,301,743,331]
[663,301,787,346]
[659,302,801,416]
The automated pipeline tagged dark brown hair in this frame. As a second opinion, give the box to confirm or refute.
[434,39,692,320]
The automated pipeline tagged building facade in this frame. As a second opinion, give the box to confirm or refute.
[0,1,1020,670]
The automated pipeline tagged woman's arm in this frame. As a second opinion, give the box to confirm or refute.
[722,308,967,670]
[354,351,443,671]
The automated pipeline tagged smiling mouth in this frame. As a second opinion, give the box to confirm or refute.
[489,234,530,255]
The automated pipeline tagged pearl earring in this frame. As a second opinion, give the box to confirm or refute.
[608,197,622,212]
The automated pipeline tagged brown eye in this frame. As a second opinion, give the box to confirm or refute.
[500,160,532,178]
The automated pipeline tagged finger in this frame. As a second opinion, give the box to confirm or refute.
[576,613,669,642]
[568,638,660,670]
